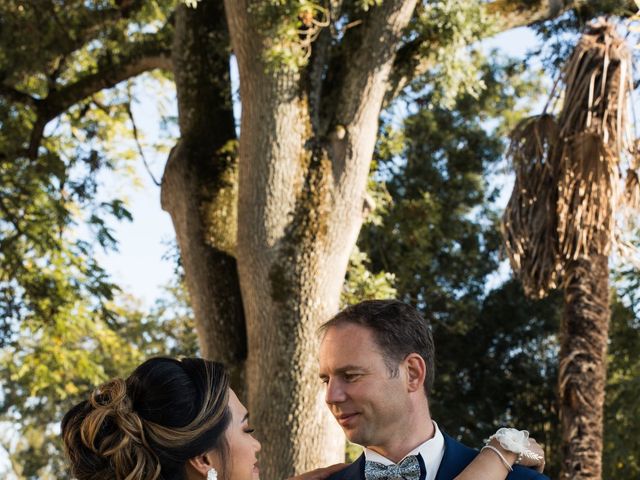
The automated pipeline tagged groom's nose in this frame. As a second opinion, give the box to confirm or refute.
[325,378,348,404]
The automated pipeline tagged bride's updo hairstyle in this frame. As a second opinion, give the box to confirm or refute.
[61,357,231,480]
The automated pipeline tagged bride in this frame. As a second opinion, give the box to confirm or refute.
[61,357,544,480]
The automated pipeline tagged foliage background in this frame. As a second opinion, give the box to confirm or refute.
[1,1,640,479]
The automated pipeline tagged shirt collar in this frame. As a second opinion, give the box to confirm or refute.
[363,421,445,480]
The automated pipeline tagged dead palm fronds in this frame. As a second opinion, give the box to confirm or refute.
[502,114,561,298]
[556,20,632,263]
[556,132,616,261]
[503,18,638,295]
[558,21,630,150]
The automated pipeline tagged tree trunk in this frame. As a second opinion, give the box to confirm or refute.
[161,2,247,394]
[559,253,610,480]
[223,0,418,477]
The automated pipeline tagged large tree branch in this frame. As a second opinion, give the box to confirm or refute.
[27,117,49,160]
[7,44,170,112]
[44,38,172,118]
[486,0,578,31]
[26,35,172,159]
[320,0,419,134]
[383,0,615,106]
[0,85,37,107]
[484,0,636,30]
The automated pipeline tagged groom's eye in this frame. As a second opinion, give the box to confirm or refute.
[343,373,360,382]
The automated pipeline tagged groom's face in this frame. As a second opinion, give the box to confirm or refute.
[318,323,410,449]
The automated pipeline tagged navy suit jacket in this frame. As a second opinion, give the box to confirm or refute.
[326,433,550,480]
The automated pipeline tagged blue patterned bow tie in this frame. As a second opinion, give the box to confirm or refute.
[364,454,424,480]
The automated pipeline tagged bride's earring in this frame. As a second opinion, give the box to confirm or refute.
[207,468,218,480]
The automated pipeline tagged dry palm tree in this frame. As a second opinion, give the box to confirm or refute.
[502,20,639,480]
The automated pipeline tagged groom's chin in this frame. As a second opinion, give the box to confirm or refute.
[342,428,367,446]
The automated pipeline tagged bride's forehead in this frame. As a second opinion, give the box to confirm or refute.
[228,389,248,418]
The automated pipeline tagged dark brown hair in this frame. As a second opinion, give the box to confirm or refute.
[320,299,435,395]
[61,357,231,480]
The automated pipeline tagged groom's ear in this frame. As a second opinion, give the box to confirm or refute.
[404,353,426,393]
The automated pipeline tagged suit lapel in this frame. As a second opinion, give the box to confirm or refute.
[345,453,366,480]
[417,452,427,480]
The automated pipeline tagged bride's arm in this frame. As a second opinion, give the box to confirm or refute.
[454,437,545,480]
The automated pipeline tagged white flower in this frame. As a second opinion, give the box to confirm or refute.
[491,427,530,453]
[487,428,544,463]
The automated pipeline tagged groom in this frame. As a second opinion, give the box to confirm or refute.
[318,299,549,480]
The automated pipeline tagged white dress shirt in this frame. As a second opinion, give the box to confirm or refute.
[363,421,445,480]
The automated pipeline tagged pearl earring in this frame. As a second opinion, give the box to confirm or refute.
[207,468,218,480]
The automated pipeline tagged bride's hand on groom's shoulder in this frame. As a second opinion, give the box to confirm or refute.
[518,438,545,473]
[287,463,348,480]
[487,435,546,473]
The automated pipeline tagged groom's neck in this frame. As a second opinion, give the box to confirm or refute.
[367,402,434,463]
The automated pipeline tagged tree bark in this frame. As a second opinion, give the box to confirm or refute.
[224,0,418,477]
[559,253,610,480]
[161,2,247,393]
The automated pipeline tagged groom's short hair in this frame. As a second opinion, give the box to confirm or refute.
[320,299,435,395]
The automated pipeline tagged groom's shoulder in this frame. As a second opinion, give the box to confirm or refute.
[442,433,550,480]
